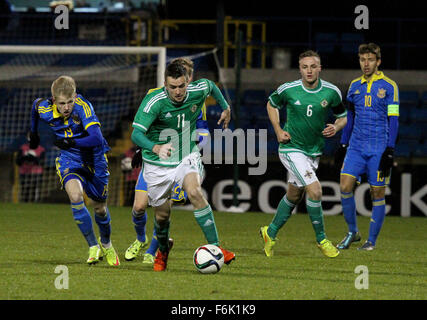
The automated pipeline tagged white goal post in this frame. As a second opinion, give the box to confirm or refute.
[0,45,167,87]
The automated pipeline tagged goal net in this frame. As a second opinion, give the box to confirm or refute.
[0,45,166,204]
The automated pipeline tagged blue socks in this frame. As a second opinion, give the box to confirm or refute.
[71,201,97,247]
[341,190,386,245]
[341,191,358,233]
[132,210,159,255]
[132,210,147,243]
[94,208,111,246]
[72,201,114,247]
[145,228,159,256]
[368,198,386,245]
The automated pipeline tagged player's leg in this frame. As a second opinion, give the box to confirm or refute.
[260,152,306,257]
[299,155,339,258]
[83,170,120,267]
[305,180,339,258]
[305,180,327,243]
[153,200,172,271]
[142,162,176,271]
[183,171,218,243]
[363,186,386,250]
[92,200,119,266]
[92,201,111,247]
[125,170,150,261]
[338,148,365,249]
[260,183,303,257]
[63,177,100,264]
[337,174,361,249]
[361,154,388,250]
[180,153,235,264]
[340,174,358,232]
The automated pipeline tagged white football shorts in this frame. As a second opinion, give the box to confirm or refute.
[279,151,320,188]
[143,152,205,207]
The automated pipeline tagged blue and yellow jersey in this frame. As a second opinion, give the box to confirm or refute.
[34,94,110,166]
[347,71,399,153]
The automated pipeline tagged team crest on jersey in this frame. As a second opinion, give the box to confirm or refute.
[377,88,386,99]
[72,115,81,125]
[191,105,198,113]
[320,99,328,108]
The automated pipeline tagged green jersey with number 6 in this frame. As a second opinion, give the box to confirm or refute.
[269,79,346,157]
[133,78,227,167]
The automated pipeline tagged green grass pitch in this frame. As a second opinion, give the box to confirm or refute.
[0,203,426,300]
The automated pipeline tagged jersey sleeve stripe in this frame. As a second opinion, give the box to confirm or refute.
[84,121,100,130]
[323,82,342,101]
[75,98,92,118]
[268,96,281,108]
[133,122,148,132]
[38,107,52,114]
[143,93,167,113]
[202,103,207,120]
[383,76,399,102]
[348,77,362,91]
[334,110,347,118]
[277,81,301,94]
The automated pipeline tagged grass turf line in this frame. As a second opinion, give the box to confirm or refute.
[0,203,426,300]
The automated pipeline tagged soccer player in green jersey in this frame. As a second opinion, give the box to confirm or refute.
[131,60,235,271]
[260,50,347,258]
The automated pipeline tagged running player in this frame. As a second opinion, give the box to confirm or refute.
[124,57,209,264]
[131,60,235,271]
[29,75,120,266]
[259,50,347,258]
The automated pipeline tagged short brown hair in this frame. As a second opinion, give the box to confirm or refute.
[164,60,188,80]
[170,57,194,78]
[299,50,321,62]
[51,75,76,98]
[358,43,381,60]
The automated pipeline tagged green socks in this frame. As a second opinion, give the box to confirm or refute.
[154,219,170,253]
[306,198,326,243]
[267,195,295,239]
[194,205,219,245]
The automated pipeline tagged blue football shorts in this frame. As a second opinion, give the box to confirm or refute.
[135,169,148,193]
[341,148,390,187]
[55,155,109,202]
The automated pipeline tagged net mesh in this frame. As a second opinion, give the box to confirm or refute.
[0,48,160,204]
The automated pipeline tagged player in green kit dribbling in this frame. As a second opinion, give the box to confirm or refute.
[132,61,235,271]
[260,50,348,258]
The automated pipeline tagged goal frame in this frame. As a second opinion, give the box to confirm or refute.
[0,45,167,87]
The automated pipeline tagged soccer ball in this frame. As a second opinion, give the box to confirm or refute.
[193,244,224,274]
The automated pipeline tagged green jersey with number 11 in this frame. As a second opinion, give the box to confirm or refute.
[133,78,228,167]
[269,79,346,157]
